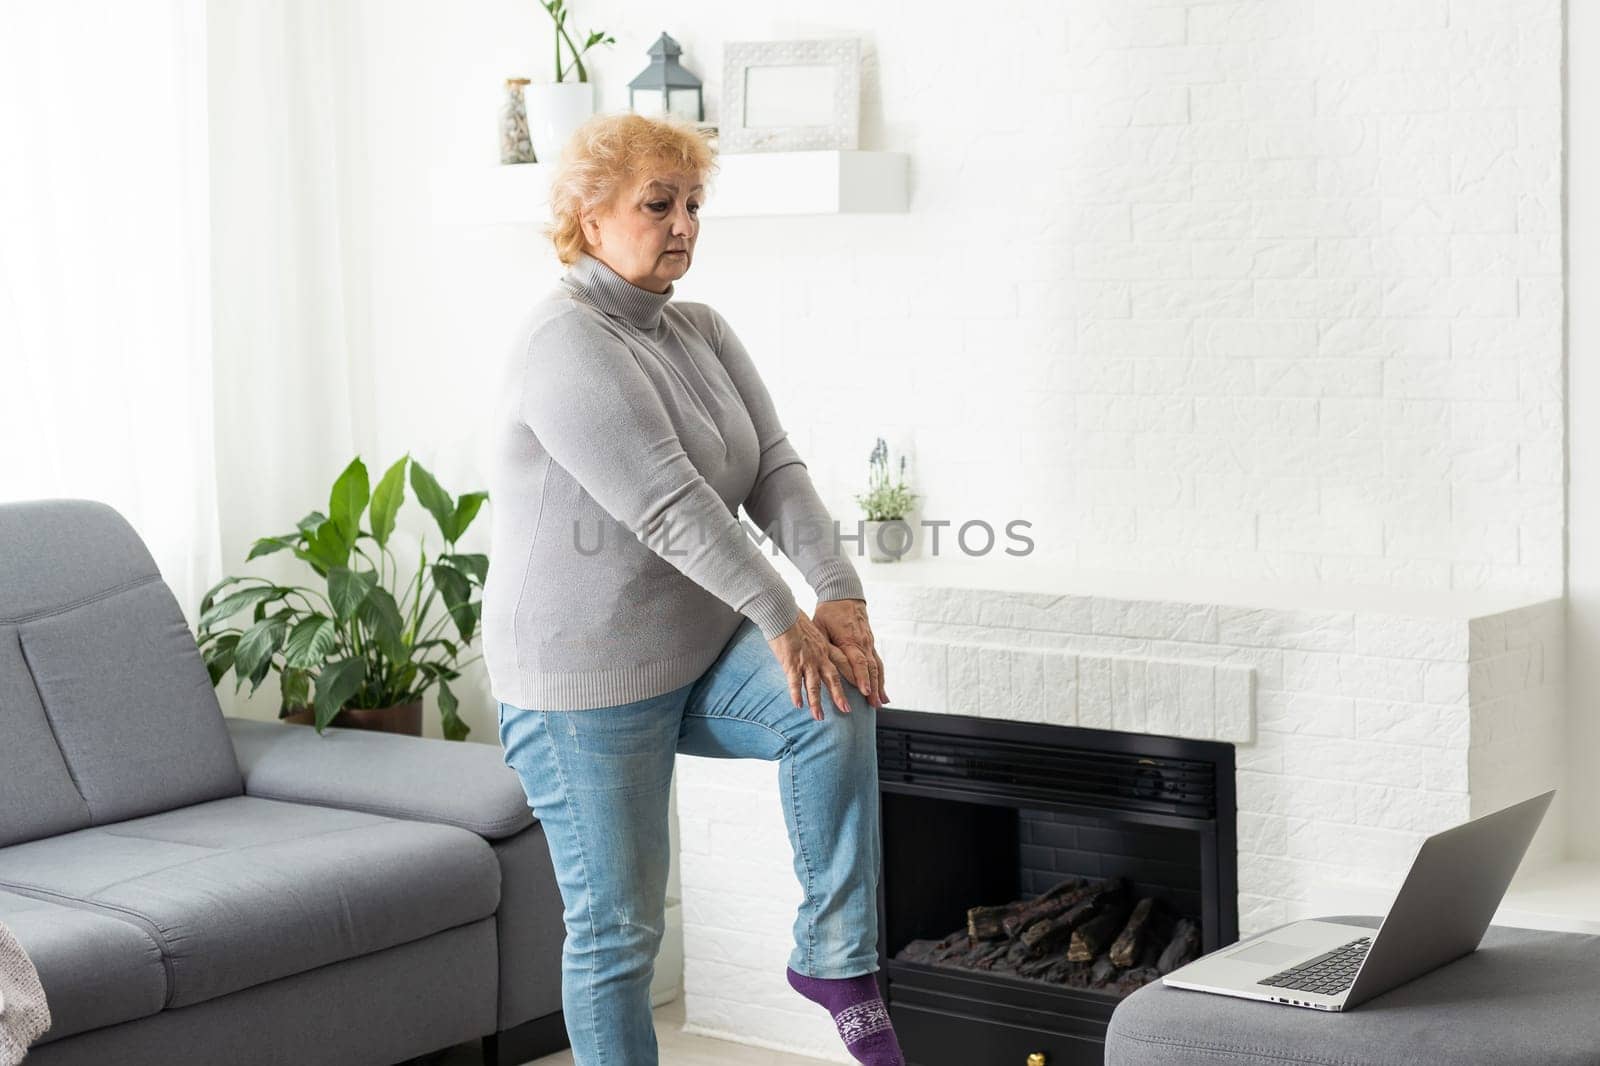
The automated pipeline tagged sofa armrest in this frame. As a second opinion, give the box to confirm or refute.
[224,717,534,840]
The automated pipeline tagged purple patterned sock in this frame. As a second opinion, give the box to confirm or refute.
[785,965,905,1065]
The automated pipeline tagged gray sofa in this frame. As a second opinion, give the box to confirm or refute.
[0,499,571,1066]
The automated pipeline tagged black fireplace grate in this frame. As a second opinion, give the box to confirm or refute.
[877,730,1218,820]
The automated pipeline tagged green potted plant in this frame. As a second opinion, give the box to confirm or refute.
[854,437,919,563]
[525,0,615,163]
[194,454,489,740]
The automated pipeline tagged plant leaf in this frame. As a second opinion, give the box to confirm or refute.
[247,646,275,691]
[430,562,475,641]
[199,586,281,631]
[328,566,377,622]
[297,510,329,536]
[290,545,330,578]
[329,457,371,544]
[388,662,419,697]
[357,586,408,661]
[203,632,241,686]
[370,454,408,548]
[441,552,488,584]
[409,460,456,543]
[279,666,311,712]
[233,614,289,693]
[313,657,367,732]
[283,615,338,670]
[245,535,300,562]
[307,518,351,573]
[451,491,488,540]
[199,575,245,616]
[437,681,469,741]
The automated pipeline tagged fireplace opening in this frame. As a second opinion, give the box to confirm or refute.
[874,708,1238,1065]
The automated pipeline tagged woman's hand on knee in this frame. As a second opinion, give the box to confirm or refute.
[810,598,888,707]
[768,609,856,721]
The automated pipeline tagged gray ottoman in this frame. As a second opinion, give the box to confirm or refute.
[1106,915,1600,1065]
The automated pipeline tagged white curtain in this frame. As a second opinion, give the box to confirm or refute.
[0,0,221,618]
[0,1,370,647]
[205,0,366,588]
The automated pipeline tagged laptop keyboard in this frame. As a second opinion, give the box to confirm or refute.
[1257,937,1372,996]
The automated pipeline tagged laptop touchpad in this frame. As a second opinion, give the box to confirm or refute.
[1228,941,1306,965]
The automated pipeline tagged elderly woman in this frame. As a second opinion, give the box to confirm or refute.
[481,112,905,1066]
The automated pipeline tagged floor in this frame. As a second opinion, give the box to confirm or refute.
[433,995,835,1065]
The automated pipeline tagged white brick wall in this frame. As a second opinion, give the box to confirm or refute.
[1468,600,1567,870]
[674,0,1564,596]
[676,571,1564,1057]
[665,10,1570,1041]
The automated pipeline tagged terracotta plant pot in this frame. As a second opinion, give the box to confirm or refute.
[282,698,423,737]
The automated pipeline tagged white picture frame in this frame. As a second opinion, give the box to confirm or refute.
[720,39,862,153]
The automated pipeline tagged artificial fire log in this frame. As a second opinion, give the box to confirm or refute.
[1061,960,1095,988]
[1001,880,1100,939]
[1021,898,1098,955]
[1039,875,1091,901]
[1110,965,1164,996]
[1016,952,1059,978]
[1109,897,1169,969]
[1018,876,1132,953]
[894,938,940,964]
[958,938,1004,967]
[1068,900,1134,962]
[971,939,1013,970]
[1157,917,1202,974]
[966,904,1014,941]
[1046,957,1091,984]
[967,876,1088,940]
[894,877,1200,1000]
[1090,955,1119,985]
[931,934,978,964]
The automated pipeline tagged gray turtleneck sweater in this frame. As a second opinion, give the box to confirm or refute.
[482,252,866,711]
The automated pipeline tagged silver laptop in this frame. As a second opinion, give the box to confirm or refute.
[1162,789,1555,1012]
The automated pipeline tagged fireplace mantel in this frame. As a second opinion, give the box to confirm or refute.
[841,556,1555,621]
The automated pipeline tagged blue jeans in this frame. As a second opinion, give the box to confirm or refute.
[496,616,884,1065]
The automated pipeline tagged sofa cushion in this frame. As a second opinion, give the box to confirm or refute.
[0,889,166,1043]
[0,796,501,1010]
[0,628,91,847]
[227,717,536,839]
[1105,915,1600,1066]
[16,579,243,826]
[0,501,163,616]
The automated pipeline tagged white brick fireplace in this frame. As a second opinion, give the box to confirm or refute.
[670,562,1566,1062]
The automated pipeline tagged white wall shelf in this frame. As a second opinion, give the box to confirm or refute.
[430,150,908,225]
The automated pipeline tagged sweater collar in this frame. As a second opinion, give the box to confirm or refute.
[563,252,674,330]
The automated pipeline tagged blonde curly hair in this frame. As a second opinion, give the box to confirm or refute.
[547,112,719,266]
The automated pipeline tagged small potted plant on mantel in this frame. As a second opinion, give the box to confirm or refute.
[854,436,919,563]
[524,0,615,163]
[194,455,488,741]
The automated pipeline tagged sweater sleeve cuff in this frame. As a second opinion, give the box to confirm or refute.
[809,556,866,603]
[743,587,800,641]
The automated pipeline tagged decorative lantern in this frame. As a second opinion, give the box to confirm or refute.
[627,31,704,122]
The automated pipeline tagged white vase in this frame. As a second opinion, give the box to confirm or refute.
[864,519,916,563]
[525,81,595,165]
